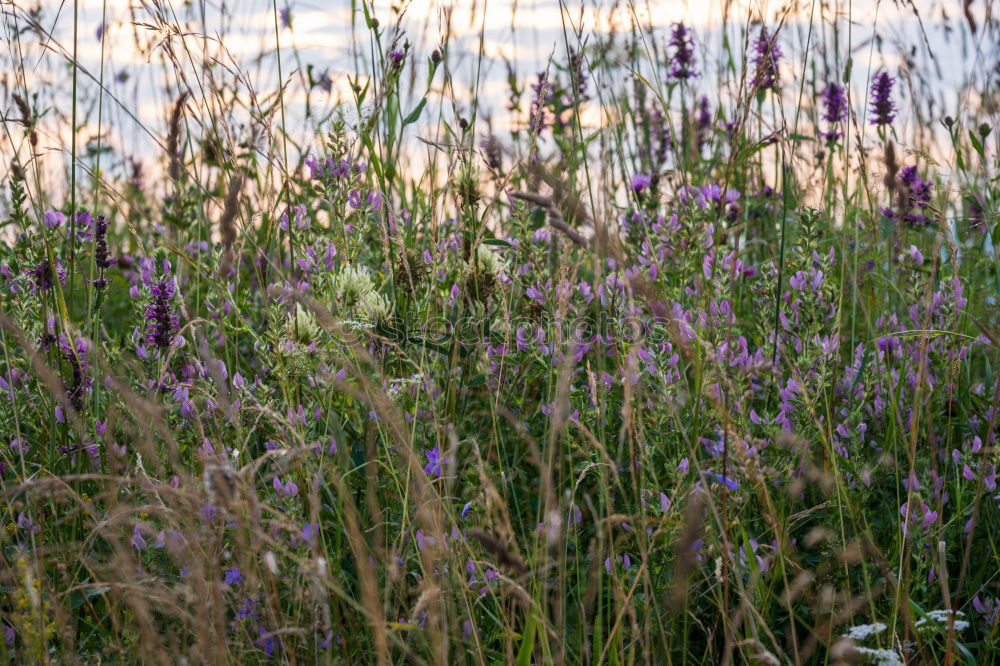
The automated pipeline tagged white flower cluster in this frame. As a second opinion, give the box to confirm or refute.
[842,621,901,665]
[843,622,887,641]
[388,373,423,397]
[850,646,904,666]
[841,608,968,666]
[914,609,969,633]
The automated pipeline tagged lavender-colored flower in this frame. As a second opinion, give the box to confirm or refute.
[131,524,148,551]
[869,71,896,126]
[966,195,986,233]
[480,135,502,170]
[387,49,405,69]
[273,475,299,497]
[695,96,712,147]
[145,278,178,348]
[632,173,652,194]
[648,104,672,163]
[44,210,65,229]
[279,7,292,29]
[696,96,712,131]
[751,27,782,91]
[224,566,243,585]
[94,214,113,270]
[26,260,67,293]
[819,83,847,142]
[886,164,934,226]
[59,335,92,412]
[528,71,554,133]
[668,23,697,80]
[423,446,446,477]
[73,211,95,242]
[255,626,281,656]
[17,512,39,534]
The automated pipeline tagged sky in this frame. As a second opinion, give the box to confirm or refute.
[2,0,995,196]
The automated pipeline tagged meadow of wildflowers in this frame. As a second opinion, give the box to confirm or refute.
[0,0,998,663]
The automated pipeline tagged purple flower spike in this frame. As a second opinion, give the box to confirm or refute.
[869,71,896,126]
[145,277,178,349]
[668,23,697,80]
[819,83,847,142]
[751,28,782,91]
[528,72,554,133]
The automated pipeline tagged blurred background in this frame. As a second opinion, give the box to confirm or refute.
[2,1,996,198]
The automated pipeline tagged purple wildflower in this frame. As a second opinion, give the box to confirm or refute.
[424,446,446,477]
[44,210,65,229]
[94,214,113,271]
[632,173,652,194]
[480,135,503,170]
[894,165,934,226]
[528,72,554,133]
[224,566,243,585]
[145,278,178,348]
[869,71,896,126]
[17,512,39,534]
[131,524,148,551]
[59,335,92,412]
[696,96,712,147]
[819,83,847,142]
[26,260,67,293]
[255,626,280,657]
[668,23,697,80]
[751,28,782,91]
[967,196,986,233]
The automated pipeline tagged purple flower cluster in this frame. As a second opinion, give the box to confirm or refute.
[751,28,782,91]
[26,259,67,293]
[667,23,697,80]
[819,83,847,142]
[527,71,554,133]
[59,335,92,413]
[883,165,934,226]
[145,278,179,349]
[869,71,896,126]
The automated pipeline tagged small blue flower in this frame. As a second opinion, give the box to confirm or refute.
[224,566,243,585]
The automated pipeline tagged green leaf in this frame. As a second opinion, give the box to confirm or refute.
[402,98,427,126]
[969,130,985,158]
[515,614,537,666]
[70,585,110,609]
[483,238,515,249]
